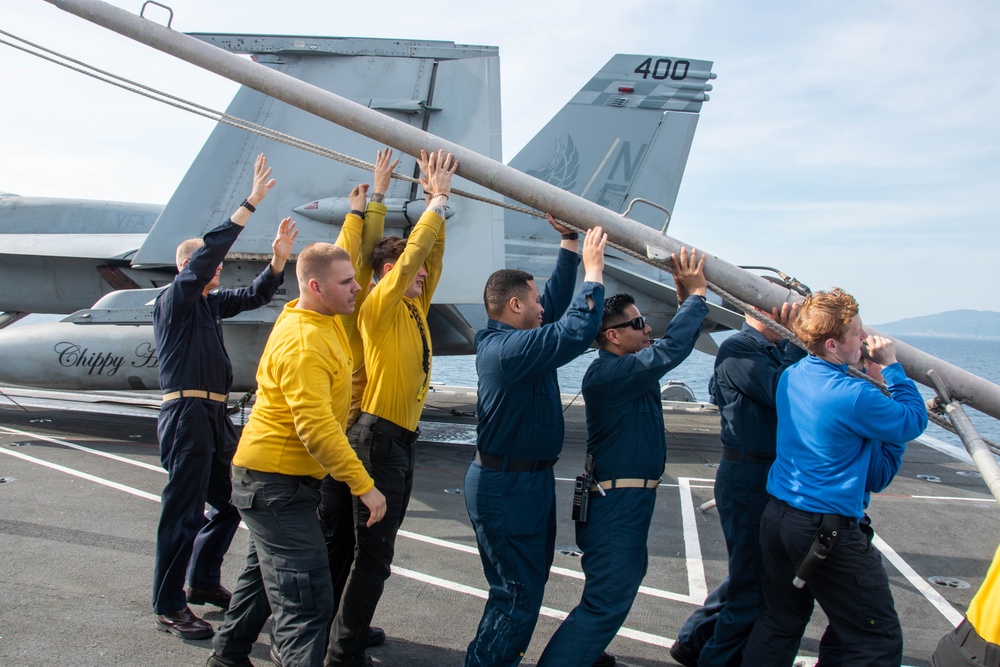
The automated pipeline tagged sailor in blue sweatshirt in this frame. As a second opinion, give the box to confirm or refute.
[742,288,927,667]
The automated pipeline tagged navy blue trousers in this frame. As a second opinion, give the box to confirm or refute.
[537,488,656,667]
[677,578,727,653]
[464,462,557,667]
[326,420,414,667]
[699,459,771,667]
[153,398,240,614]
[213,468,333,667]
[742,498,902,667]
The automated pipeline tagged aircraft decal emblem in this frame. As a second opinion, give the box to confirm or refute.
[53,341,158,376]
[526,135,580,192]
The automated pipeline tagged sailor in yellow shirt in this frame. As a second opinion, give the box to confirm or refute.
[932,542,1000,666]
[326,149,458,667]
[209,243,387,667]
[319,148,398,650]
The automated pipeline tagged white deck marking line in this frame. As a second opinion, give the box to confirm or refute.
[873,534,964,626]
[678,476,710,604]
[0,446,161,501]
[0,447,946,660]
[910,495,995,503]
[392,565,676,648]
[399,476,714,606]
[0,443,250,530]
[0,425,165,473]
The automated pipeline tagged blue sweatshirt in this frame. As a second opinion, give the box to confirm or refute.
[768,355,927,519]
[582,295,708,481]
[475,248,603,461]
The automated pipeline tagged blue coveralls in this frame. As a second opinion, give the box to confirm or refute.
[697,324,805,667]
[151,220,283,615]
[464,248,603,667]
[537,295,708,667]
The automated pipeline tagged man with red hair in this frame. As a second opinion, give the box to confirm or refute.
[742,288,927,666]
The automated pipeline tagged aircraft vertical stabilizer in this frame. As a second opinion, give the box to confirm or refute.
[506,53,713,238]
[131,35,504,308]
[504,54,735,341]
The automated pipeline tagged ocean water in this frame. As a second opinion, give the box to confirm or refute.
[431,333,1000,449]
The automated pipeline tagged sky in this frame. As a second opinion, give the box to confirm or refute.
[2,0,998,323]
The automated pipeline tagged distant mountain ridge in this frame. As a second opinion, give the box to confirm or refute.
[874,309,1000,338]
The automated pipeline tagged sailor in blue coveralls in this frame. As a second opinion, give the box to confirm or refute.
[689,304,805,667]
[151,154,297,640]
[464,220,606,667]
[537,248,709,667]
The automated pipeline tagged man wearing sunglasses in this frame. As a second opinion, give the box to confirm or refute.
[537,247,709,667]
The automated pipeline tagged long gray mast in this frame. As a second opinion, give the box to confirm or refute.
[47,0,1000,424]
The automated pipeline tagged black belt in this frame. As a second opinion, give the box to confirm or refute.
[475,450,558,473]
[769,496,857,529]
[722,446,775,464]
[232,465,322,490]
[357,412,419,446]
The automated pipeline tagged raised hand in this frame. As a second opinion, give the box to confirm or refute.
[349,184,369,213]
[582,225,607,285]
[270,217,298,274]
[672,247,707,301]
[373,147,399,197]
[419,149,459,201]
[249,153,276,205]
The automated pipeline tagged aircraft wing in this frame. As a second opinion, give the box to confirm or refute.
[2,233,146,259]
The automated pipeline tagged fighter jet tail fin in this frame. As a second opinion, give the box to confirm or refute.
[506,54,714,237]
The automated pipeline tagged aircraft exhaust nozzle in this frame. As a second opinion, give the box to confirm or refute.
[293,197,454,227]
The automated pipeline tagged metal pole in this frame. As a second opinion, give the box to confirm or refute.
[927,371,1000,503]
[44,0,1000,424]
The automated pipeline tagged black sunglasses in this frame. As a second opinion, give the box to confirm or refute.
[601,315,646,332]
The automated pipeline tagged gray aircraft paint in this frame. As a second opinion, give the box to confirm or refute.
[0,34,720,390]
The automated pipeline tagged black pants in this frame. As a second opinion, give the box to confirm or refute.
[933,619,1000,667]
[324,417,415,666]
[742,497,902,667]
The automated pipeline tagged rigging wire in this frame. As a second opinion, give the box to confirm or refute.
[3,28,998,455]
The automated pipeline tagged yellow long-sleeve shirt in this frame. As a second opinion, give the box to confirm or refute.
[359,208,445,431]
[335,202,386,370]
[968,542,1000,644]
[232,299,374,496]
[335,202,386,424]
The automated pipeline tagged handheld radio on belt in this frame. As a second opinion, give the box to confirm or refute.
[572,455,595,523]
[792,513,841,588]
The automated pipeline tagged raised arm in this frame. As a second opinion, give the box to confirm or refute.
[581,226,607,309]
[416,149,453,310]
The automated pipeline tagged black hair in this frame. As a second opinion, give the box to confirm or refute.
[483,269,535,318]
[596,293,636,345]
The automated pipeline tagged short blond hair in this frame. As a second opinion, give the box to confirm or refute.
[793,287,859,355]
[297,243,350,286]
[175,238,204,270]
